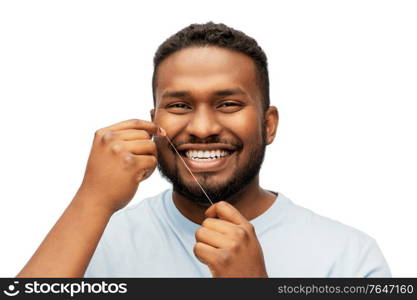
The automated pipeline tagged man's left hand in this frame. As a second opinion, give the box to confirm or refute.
[193,201,268,278]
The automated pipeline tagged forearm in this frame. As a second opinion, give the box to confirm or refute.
[17,190,113,277]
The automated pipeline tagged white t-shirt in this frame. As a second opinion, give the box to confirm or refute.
[84,189,391,277]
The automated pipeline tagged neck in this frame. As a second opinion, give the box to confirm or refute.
[172,175,277,225]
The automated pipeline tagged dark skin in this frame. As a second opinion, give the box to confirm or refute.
[151,46,279,277]
[17,46,278,278]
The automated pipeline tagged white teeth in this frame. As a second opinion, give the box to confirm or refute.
[185,149,231,160]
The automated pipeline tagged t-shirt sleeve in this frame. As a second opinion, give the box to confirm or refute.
[354,237,391,277]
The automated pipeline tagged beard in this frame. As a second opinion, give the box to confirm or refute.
[156,126,267,206]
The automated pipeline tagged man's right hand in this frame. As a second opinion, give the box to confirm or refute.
[76,119,162,214]
[17,118,165,277]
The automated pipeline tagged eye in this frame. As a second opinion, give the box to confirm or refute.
[166,102,192,114]
[217,101,242,112]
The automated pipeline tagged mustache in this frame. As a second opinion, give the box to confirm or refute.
[171,136,243,151]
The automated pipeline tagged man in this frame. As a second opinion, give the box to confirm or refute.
[17,22,390,277]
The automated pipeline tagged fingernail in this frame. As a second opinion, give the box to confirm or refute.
[137,169,149,183]
[158,127,166,137]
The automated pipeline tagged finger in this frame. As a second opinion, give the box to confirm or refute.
[132,155,157,182]
[114,129,154,141]
[157,127,166,137]
[193,242,218,265]
[128,140,157,156]
[103,119,159,136]
[205,201,248,225]
[111,140,157,157]
[134,154,157,170]
[195,227,229,249]
[201,217,237,235]
[120,153,157,170]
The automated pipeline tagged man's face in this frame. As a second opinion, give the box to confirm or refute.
[152,46,268,205]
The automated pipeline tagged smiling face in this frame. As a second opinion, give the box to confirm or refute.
[152,46,274,205]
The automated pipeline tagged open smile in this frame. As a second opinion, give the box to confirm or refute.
[176,144,238,173]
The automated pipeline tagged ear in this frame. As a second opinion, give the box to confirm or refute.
[150,109,155,122]
[264,106,279,145]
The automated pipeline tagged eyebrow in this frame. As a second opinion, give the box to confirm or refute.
[214,89,246,97]
[161,88,247,99]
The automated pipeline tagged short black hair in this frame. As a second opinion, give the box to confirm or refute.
[152,22,270,111]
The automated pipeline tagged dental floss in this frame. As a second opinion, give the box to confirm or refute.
[162,132,214,206]
[153,110,214,206]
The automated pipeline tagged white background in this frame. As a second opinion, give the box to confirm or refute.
[0,0,416,277]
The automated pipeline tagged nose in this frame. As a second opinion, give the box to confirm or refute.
[185,105,222,139]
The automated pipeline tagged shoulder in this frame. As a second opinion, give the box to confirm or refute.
[102,189,170,238]
[277,193,373,244]
[84,189,171,277]
[276,194,391,276]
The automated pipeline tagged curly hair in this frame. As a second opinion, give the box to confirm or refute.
[152,22,269,111]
